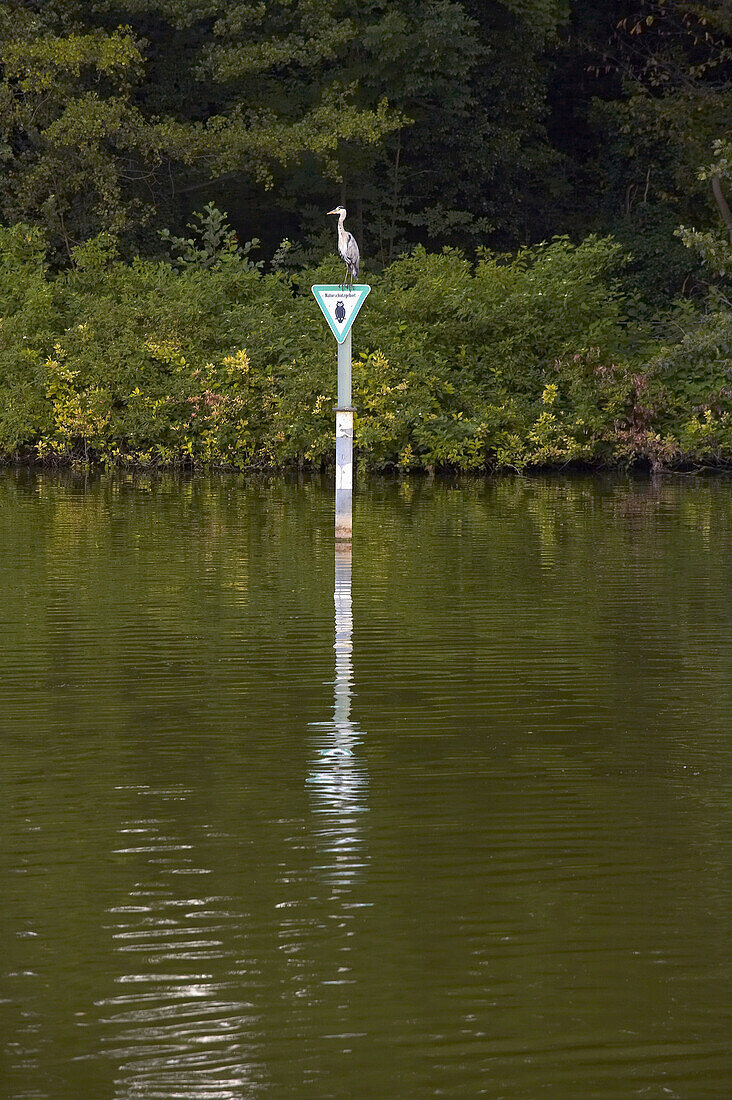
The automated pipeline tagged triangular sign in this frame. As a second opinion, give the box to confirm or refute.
[312,284,370,344]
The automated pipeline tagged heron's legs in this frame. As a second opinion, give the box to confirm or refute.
[340,262,357,289]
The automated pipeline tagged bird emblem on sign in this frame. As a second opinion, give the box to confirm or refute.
[335,300,346,323]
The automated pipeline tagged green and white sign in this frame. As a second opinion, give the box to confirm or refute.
[312,284,370,344]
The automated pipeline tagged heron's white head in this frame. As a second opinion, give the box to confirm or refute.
[327,206,346,216]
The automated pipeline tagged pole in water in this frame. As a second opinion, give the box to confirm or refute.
[335,411,353,540]
[335,330,353,540]
[311,284,370,543]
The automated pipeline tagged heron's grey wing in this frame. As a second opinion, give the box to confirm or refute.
[345,232,360,275]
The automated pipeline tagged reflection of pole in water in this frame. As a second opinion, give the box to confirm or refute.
[307,542,368,891]
[333,541,353,738]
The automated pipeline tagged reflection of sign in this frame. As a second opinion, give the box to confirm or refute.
[312,284,370,343]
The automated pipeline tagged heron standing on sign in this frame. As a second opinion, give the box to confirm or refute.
[327,206,359,288]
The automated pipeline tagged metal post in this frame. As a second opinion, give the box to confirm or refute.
[337,330,352,407]
[335,329,353,540]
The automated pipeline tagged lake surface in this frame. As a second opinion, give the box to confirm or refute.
[1,470,731,1099]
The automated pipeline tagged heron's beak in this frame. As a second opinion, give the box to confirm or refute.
[326,208,339,215]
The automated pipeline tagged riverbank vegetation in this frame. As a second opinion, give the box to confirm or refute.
[0,1,730,472]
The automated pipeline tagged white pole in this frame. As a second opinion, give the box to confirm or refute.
[337,329,352,407]
[335,329,353,540]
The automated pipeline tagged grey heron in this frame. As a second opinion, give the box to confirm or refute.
[327,205,359,288]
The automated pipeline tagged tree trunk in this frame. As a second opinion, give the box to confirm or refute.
[711,175,732,244]
[388,131,401,264]
[357,191,364,258]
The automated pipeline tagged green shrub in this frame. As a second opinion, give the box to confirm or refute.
[636,302,732,466]
[0,218,729,471]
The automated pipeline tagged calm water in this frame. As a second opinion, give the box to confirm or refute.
[1,471,731,1099]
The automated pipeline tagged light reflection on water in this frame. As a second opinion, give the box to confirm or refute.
[98,785,261,1100]
[1,470,731,1099]
[99,544,370,1098]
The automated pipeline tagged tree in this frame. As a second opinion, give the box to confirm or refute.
[678,139,732,285]
[0,0,399,258]
[547,0,732,298]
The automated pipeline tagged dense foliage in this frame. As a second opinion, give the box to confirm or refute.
[0,207,729,472]
[0,1,729,277]
[0,1,729,471]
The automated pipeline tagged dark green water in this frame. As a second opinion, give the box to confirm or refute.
[1,471,731,1099]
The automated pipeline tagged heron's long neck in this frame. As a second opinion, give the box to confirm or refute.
[338,211,346,240]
